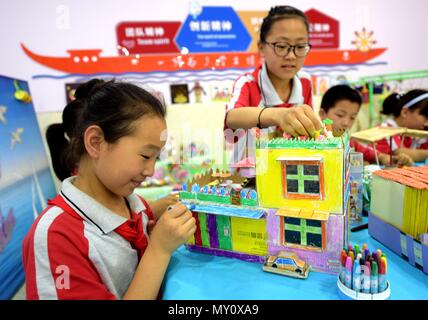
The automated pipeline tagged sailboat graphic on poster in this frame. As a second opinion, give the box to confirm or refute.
[0,75,58,299]
[0,156,16,253]
[0,129,16,253]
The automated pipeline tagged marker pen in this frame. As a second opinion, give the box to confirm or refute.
[354,244,360,256]
[363,261,371,293]
[376,249,382,260]
[371,261,379,294]
[364,248,370,261]
[379,257,387,292]
[345,256,353,289]
[349,250,355,263]
[372,252,378,263]
[340,250,347,284]
[353,259,361,292]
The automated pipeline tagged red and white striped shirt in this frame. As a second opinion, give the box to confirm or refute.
[376,118,413,154]
[226,63,313,113]
[225,64,313,166]
[350,139,379,163]
[22,177,155,300]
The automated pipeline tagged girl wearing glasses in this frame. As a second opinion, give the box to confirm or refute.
[225,5,322,138]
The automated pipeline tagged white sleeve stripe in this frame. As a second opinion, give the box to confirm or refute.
[297,70,311,80]
[33,206,64,300]
[226,75,254,112]
[391,137,399,151]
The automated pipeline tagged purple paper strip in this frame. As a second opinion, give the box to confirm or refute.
[207,214,219,249]
[422,244,428,274]
[406,235,416,266]
[369,211,428,275]
[187,245,265,263]
[368,211,402,254]
[265,209,343,274]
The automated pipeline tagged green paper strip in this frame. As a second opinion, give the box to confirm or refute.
[285,219,322,247]
[216,215,233,251]
[198,213,210,247]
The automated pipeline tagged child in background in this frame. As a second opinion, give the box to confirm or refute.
[46,89,178,218]
[24,79,196,299]
[319,84,413,166]
[225,5,322,137]
[378,90,428,162]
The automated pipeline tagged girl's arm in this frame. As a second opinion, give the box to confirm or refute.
[122,242,171,300]
[395,148,428,162]
[123,203,196,300]
[226,107,266,129]
[225,105,322,137]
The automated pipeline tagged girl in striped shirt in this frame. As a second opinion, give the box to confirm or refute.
[377,90,428,163]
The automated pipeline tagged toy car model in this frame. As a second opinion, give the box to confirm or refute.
[263,251,310,279]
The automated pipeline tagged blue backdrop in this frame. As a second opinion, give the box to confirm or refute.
[0,75,57,299]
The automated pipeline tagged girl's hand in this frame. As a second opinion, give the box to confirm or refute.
[379,152,414,167]
[394,153,414,167]
[275,105,323,137]
[148,203,196,255]
[149,193,179,219]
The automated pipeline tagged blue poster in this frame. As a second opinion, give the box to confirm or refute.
[0,75,57,299]
[176,6,251,53]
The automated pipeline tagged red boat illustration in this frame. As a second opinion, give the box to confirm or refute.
[21,43,386,75]
[305,48,386,66]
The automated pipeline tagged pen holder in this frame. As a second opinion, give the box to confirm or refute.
[337,277,391,300]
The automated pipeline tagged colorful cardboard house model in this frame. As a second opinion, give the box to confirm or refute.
[369,165,428,274]
[179,133,351,274]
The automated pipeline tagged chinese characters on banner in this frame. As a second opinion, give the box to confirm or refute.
[116,21,181,54]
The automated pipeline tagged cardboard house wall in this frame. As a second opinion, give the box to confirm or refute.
[184,135,350,274]
[369,166,428,274]
[256,139,349,274]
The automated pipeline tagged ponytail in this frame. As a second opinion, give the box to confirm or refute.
[45,86,87,180]
[381,93,402,117]
[46,123,72,181]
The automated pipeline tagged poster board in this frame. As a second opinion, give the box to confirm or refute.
[0,75,57,299]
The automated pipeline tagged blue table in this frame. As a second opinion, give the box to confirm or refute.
[163,221,428,300]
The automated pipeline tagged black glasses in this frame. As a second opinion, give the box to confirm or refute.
[264,42,312,58]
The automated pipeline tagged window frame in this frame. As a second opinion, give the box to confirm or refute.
[280,159,325,200]
[280,217,326,251]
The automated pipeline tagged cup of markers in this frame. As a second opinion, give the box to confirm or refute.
[337,243,390,300]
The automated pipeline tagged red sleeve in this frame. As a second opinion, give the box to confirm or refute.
[227,79,252,110]
[301,77,313,108]
[420,142,428,150]
[350,139,378,163]
[417,139,428,150]
[23,211,116,300]
[137,196,156,222]
[224,76,254,130]
[307,90,313,108]
[375,137,392,155]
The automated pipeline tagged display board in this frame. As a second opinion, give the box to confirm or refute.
[0,75,57,299]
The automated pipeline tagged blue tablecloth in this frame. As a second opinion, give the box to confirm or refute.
[163,221,428,300]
